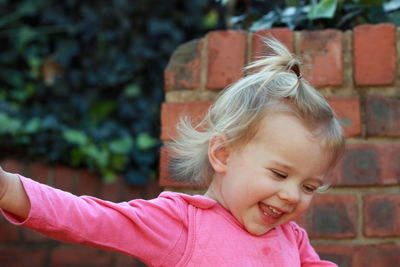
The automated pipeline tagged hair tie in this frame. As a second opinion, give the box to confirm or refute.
[290,64,302,79]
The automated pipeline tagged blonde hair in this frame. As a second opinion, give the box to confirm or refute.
[168,38,345,186]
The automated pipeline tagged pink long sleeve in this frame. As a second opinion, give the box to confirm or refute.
[291,222,338,266]
[2,176,186,266]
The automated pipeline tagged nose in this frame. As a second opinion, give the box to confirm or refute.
[278,183,300,204]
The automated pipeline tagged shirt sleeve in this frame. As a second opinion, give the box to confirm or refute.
[290,222,338,267]
[1,175,186,266]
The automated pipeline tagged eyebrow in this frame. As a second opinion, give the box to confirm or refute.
[271,160,294,171]
[308,178,324,187]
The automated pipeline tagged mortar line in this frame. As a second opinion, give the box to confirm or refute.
[199,35,208,91]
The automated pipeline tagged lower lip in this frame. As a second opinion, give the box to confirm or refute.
[258,203,282,225]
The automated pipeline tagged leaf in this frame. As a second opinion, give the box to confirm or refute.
[89,101,117,125]
[356,0,383,6]
[1,69,24,88]
[109,136,134,154]
[215,0,230,6]
[24,117,41,134]
[110,154,128,170]
[384,0,400,12]
[17,1,45,16]
[136,133,158,150]
[17,27,38,49]
[70,148,85,166]
[336,7,365,28]
[388,10,400,26]
[249,11,279,31]
[0,1,46,28]
[285,0,300,6]
[123,83,141,98]
[63,129,89,146]
[308,0,338,20]
[367,6,389,23]
[11,83,36,101]
[28,56,42,79]
[101,169,117,183]
[0,113,22,134]
[82,144,109,168]
[203,9,219,28]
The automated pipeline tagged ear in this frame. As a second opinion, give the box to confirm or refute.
[208,135,230,174]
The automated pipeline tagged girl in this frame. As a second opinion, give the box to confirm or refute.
[0,38,345,266]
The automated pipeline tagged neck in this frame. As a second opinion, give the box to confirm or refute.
[203,177,225,208]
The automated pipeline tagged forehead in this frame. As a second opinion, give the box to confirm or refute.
[253,112,313,141]
[248,113,332,176]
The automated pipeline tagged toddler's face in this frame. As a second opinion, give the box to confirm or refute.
[208,113,331,236]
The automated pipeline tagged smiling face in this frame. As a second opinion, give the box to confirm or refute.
[205,112,331,236]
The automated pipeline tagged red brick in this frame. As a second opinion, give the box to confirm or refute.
[331,143,400,186]
[159,146,205,189]
[299,194,357,238]
[316,245,400,267]
[121,174,160,201]
[353,23,396,85]
[327,97,361,137]
[0,247,46,266]
[206,30,246,89]
[300,30,343,87]
[121,184,143,201]
[0,159,23,174]
[121,177,161,201]
[363,194,400,237]
[164,39,202,91]
[76,169,99,196]
[144,177,163,199]
[53,165,76,193]
[315,245,360,267]
[252,28,294,61]
[366,96,400,137]
[355,245,400,267]
[50,245,113,266]
[160,101,212,141]
[99,177,122,202]
[23,227,51,242]
[26,162,49,184]
[115,253,146,267]
[0,216,19,242]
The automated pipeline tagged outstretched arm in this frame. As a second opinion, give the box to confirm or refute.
[0,172,186,265]
[0,167,30,219]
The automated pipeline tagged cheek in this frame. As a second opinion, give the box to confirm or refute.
[298,195,314,212]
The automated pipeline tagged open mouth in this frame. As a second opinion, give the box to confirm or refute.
[259,203,286,220]
[267,205,282,215]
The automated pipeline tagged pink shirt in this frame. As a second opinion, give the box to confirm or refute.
[3,176,337,266]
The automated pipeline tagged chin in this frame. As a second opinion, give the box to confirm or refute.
[246,224,273,236]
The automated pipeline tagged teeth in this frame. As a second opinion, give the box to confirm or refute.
[268,206,282,215]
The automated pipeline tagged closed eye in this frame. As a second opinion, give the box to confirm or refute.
[271,169,287,179]
[302,184,317,194]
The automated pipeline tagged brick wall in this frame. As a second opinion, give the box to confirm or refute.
[161,24,400,266]
[0,159,160,266]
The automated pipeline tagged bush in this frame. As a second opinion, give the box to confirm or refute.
[215,0,400,30]
[0,0,215,185]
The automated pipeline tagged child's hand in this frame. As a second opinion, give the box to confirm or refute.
[0,167,30,219]
[0,166,8,201]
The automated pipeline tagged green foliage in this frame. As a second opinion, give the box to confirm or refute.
[308,0,339,20]
[214,0,400,30]
[0,0,214,185]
